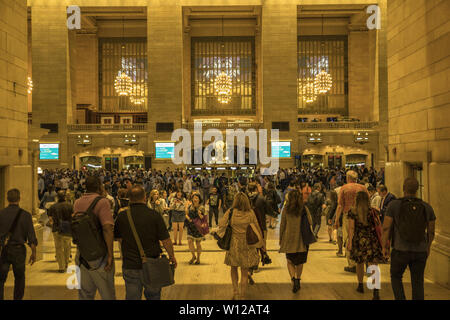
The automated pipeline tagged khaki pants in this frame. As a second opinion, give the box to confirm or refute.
[342,214,356,268]
[53,232,72,271]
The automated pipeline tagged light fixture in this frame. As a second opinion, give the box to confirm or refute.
[354,132,369,144]
[214,16,232,104]
[124,134,138,146]
[130,80,147,105]
[77,135,91,146]
[314,15,332,94]
[300,78,318,103]
[307,133,323,145]
[114,17,132,96]
[27,77,33,94]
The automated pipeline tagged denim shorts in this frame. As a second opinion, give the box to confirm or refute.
[172,210,186,223]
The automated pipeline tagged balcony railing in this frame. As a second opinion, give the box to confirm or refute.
[182,122,264,130]
[68,124,147,132]
[298,121,379,130]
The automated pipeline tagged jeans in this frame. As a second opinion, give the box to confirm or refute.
[53,232,72,271]
[312,212,322,236]
[78,260,116,300]
[123,269,161,300]
[0,244,26,300]
[209,206,219,227]
[390,249,428,300]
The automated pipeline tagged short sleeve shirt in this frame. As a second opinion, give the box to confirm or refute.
[338,183,369,214]
[73,193,114,226]
[386,197,436,252]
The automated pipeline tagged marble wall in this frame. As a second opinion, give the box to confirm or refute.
[386,0,450,288]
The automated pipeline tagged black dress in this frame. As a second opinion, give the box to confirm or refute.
[186,205,205,241]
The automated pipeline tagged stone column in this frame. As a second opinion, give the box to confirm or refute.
[147,1,183,168]
[31,3,73,167]
[261,0,298,168]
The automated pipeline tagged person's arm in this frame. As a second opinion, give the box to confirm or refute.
[279,208,286,245]
[426,220,435,257]
[25,213,38,265]
[185,204,192,222]
[218,198,222,209]
[161,238,177,268]
[102,224,114,271]
[334,189,344,229]
[381,216,393,257]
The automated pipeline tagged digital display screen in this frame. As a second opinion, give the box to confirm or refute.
[155,142,174,159]
[271,141,291,158]
[39,143,60,160]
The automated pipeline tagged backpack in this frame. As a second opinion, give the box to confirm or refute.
[306,191,322,214]
[396,198,427,245]
[71,196,107,262]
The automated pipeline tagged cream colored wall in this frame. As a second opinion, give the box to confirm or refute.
[0,0,32,212]
[75,34,98,109]
[386,0,450,288]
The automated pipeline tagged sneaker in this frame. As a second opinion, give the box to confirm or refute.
[344,266,356,273]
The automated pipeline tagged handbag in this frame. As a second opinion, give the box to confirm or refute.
[217,209,233,250]
[126,208,175,289]
[300,208,317,246]
[193,211,209,236]
[0,209,23,257]
[246,223,261,246]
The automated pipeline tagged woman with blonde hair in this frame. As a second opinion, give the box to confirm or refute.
[216,192,262,300]
[347,191,385,300]
[279,189,313,293]
[147,189,169,228]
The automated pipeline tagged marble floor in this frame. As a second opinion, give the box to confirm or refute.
[4,216,450,300]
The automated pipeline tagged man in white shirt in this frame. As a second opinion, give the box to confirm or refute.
[183,175,192,195]
[368,185,381,210]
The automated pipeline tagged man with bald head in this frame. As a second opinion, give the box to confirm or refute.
[334,170,369,273]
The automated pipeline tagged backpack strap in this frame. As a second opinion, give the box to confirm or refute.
[126,207,147,263]
[4,208,23,246]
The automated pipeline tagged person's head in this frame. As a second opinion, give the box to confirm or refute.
[346,170,358,183]
[176,190,184,199]
[267,182,275,191]
[354,191,370,225]
[247,182,258,194]
[211,186,217,194]
[238,176,247,188]
[232,192,251,212]
[328,190,338,204]
[57,190,66,202]
[403,177,419,196]
[313,183,321,191]
[367,185,376,196]
[191,193,202,206]
[129,186,146,204]
[7,189,20,205]
[378,185,388,197]
[118,188,128,199]
[85,176,102,194]
[149,189,159,202]
[285,189,303,217]
[48,185,54,193]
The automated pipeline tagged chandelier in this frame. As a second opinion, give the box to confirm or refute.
[130,81,147,105]
[314,15,332,94]
[214,16,232,104]
[27,77,33,94]
[314,69,332,94]
[300,78,318,103]
[114,71,132,96]
[214,71,232,104]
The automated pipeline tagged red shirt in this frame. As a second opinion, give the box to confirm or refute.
[338,183,369,214]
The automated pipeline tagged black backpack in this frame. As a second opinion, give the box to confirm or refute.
[71,196,107,261]
[396,198,427,244]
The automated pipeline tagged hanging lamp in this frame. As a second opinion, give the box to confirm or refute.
[114,17,132,96]
[314,15,332,94]
[214,16,232,104]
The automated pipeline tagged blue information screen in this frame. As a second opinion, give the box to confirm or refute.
[39,143,60,160]
[155,142,175,159]
[271,141,291,158]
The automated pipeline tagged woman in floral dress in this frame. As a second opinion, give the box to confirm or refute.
[347,191,385,300]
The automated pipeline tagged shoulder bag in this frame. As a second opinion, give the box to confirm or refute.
[126,208,175,289]
[192,207,209,236]
[0,209,23,257]
[217,209,233,250]
[300,207,317,246]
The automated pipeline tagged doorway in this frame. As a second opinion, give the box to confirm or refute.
[104,156,119,171]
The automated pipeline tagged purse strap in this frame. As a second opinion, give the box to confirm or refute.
[126,207,147,262]
[4,208,23,246]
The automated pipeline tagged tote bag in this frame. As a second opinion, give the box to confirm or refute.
[301,208,317,246]
[217,209,233,250]
[193,214,210,236]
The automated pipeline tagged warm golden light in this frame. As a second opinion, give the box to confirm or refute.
[114,71,132,96]
[314,69,332,94]
[214,71,232,104]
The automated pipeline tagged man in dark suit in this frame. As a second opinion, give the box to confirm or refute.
[378,184,396,223]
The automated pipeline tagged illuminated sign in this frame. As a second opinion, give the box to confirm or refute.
[155,142,175,159]
[39,143,59,160]
[271,141,291,158]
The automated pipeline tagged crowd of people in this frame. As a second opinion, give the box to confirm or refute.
[0,165,436,301]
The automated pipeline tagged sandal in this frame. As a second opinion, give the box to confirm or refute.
[188,257,196,265]
[194,259,200,265]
